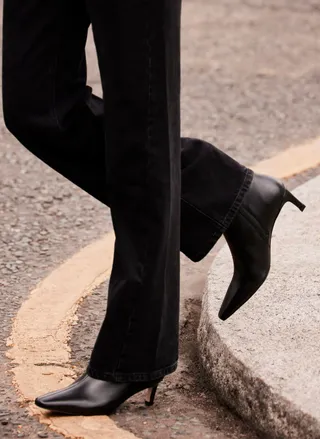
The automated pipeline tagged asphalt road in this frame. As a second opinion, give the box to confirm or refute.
[1,0,320,437]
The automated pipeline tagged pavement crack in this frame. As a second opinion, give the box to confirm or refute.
[34,362,69,368]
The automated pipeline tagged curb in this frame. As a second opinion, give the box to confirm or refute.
[198,176,320,439]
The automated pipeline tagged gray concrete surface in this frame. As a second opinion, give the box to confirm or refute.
[199,175,320,439]
[1,0,320,437]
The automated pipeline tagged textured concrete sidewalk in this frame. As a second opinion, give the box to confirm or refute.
[199,175,320,439]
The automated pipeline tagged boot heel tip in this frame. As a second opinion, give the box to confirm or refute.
[285,191,306,212]
[296,201,306,212]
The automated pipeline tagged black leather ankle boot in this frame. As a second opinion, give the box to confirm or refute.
[219,173,305,321]
[35,373,162,415]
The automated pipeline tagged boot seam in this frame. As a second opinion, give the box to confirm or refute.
[239,208,269,240]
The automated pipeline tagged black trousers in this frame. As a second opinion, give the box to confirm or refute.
[2,0,253,382]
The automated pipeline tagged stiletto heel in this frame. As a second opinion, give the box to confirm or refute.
[283,190,306,212]
[145,384,159,406]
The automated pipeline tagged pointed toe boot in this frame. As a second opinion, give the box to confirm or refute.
[35,373,162,415]
[219,173,305,321]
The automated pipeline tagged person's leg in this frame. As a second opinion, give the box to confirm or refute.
[3,0,182,376]
[2,0,109,204]
[2,0,251,267]
[84,0,182,381]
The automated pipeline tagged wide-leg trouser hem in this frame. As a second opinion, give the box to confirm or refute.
[182,168,254,262]
[86,360,178,383]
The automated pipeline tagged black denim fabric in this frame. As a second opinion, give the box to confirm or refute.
[2,0,253,382]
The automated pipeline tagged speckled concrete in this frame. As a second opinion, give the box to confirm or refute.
[199,175,320,438]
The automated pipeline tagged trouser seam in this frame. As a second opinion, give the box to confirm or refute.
[114,7,153,374]
[50,8,66,132]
